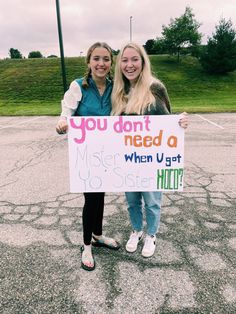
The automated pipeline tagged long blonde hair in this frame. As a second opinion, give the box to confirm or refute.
[111,42,161,115]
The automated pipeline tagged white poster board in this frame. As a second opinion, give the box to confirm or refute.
[68,115,185,192]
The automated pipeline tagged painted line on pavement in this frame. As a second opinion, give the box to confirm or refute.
[196,114,225,129]
[0,116,43,130]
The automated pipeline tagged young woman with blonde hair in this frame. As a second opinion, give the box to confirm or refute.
[112,42,188,257]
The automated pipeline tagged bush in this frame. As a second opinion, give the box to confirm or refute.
[28,51,44,58]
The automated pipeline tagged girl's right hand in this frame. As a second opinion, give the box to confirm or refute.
[56,118,68,134]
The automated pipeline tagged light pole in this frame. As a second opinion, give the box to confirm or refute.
[129,16,133,42]
[55,0,67,93]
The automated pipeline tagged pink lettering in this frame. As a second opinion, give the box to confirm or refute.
[113,116,151,133]
[70,117,108,144]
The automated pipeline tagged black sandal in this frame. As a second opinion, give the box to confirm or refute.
[92,235,120,250]
[80,246,95,271]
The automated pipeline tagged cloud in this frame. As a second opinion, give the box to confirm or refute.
[0,0,235,58]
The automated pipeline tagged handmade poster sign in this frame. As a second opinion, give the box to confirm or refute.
[68,115,185,192]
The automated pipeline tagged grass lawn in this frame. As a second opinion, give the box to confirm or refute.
[0,55,235,115]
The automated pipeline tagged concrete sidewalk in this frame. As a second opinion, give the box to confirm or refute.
[0,114,235,313]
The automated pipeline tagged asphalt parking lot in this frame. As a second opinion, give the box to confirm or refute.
[0,113,235,313]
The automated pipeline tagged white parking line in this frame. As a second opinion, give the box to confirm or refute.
[0,116,43,130]
[196,114,225,129]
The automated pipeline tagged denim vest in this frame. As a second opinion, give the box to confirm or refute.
[74,77,112,117]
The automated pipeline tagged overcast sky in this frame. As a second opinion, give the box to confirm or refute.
[0,0,235,59]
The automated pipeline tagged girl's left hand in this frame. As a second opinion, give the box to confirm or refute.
[178,112,189,129]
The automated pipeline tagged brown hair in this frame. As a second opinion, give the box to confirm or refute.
[82,42,113,88]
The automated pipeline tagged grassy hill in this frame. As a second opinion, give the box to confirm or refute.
[0,55,235,115]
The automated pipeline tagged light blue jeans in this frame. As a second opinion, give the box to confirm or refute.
[125,192,162,236]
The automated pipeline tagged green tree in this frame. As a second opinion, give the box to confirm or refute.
[162,7,202,62]
[112,49,119,56]
[200,18,236,74]
[28,51,43,58]
[9,48,23,59]
[144,39,156,54]
[153,37,168,55]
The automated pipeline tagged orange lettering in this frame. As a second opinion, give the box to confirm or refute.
[133,135,142,147]
[143,136,152,147]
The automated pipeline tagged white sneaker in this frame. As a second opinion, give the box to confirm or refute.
[141,235,156,257]
[126,231,144,253]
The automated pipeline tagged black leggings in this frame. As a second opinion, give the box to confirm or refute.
[82,192,105,245]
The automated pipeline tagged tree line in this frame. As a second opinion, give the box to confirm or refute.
[7,6,236,75]
[8,49,57,59]
[143,7,236,74]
